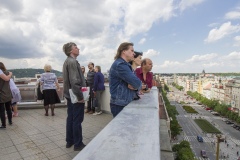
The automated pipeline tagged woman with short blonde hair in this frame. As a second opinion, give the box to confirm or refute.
[44,64,52,72]
[40,64,61,116]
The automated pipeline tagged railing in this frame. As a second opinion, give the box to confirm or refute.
[73,87,160,160]
[17,84,65,108]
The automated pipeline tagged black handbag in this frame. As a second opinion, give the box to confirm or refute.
[37,83,44,100]
[93,97,98,108]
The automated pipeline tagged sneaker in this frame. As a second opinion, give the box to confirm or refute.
[0,126,6,129]
[93,111,102,115]
[74,144,86,151]
[88,111,94,114]
[85,110,90,113]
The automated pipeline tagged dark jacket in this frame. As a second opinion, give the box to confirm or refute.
[87,70,95,87]
[0,71,12,103]
[109,58,142,106]
[63,56,86,101]
[93,72,105,91]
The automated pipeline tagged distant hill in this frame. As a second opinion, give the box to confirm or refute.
[8,68,62,78]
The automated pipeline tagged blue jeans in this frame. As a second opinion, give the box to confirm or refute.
[66,98,84,147]
[110,103,124,118]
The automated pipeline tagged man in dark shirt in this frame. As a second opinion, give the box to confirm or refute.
[86,62,95,114]
[135,58,153,93]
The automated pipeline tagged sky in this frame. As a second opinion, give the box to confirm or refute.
[0,0,240,73]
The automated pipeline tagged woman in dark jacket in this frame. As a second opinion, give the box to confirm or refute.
[92,66,105,115]
[0,62,13,128]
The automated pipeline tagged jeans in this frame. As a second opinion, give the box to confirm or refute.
[87,86,94,112]
[95,91,103,112]
[110,103,124,118]
[66,98,85,147]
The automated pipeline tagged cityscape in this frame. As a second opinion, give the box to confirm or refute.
[158,71,240,160]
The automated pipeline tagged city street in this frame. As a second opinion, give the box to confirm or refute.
[168,87,240,160]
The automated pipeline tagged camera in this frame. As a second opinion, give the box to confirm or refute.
[144,84,148,91]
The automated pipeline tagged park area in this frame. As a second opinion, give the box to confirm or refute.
[182,106,198,114]
[194,119,221,133]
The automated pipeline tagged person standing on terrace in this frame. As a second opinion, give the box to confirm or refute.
[85,62,95,114]
[135,58,153,93]
[109,42,142,117]
[92,66,105,115]
[62,42,86,151]
[0,62,13,128]
[130,51,143,72]
[130,51,143,99]
[9,78,21,117]
[40,64,61,116]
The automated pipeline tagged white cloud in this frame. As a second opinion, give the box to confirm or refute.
[221,51,240,60]
[143,49,160,58]
[185,53,218,63]
[202,62,220,68]
[138,38,146,44]
[150,51,240,73]
[1,0,239,73]
[0,0,178,72]
[208,23,219,28]
[160,60,184,68]
[123,0,175,36]
[234,36,240,46]
[225,11,240,20]
[204,22,240,43]
[178,0,205,11]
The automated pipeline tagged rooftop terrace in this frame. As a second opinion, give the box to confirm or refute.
[0,84,173,160]
[0,108,112,160]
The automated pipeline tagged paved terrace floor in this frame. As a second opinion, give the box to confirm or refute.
[0,108,112,160]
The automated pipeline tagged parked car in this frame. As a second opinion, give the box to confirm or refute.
[226,121,234,125]
[197,135,203,142]
[235,126,240,130]
[201,150,207,158]
[222,118,228,122]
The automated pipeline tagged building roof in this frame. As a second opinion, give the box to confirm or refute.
[203,83,212,90]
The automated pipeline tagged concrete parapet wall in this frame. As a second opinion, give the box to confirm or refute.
[73,87,160,160]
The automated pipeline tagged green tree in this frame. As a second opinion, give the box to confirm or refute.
[172,144,180,152]
[177,148,195,160]
[179,140,190,148]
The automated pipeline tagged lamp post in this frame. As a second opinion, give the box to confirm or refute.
[216,134,221,160]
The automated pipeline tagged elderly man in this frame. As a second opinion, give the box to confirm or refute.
[135,58,153,93]
[109,42,142,117]
[62,42,86,151]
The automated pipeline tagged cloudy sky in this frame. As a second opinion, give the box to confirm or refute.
[0,0,240,73]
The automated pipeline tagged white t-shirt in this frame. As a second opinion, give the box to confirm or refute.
[9,79,18,90]
[0,69,3,75]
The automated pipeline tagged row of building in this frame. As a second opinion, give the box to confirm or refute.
[159,71,240,114]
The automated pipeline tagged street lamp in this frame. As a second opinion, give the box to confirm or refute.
[216,134,222,160]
